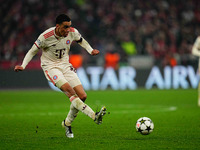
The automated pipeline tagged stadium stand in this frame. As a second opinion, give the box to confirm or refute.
[0,0,199,69]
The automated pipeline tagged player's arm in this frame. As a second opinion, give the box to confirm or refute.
[77,37,100,56]
[73,28,99,56]
[14,44,39,72]
[192,37,200,57]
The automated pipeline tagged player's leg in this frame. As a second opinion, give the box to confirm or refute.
[73,85,106,125]
[59,82,106,138]
[63,78,88,126]
[64,102,79,125]
[64,85,87,127]
[66,70,87,102]
[69,78,106,124]
[61,82,106,124]
[62,69,88,127]
[57,81,95,138]
[60,82,96,119]
[60,66,106,135]
[73,84,87,102]
[43,68,75,138]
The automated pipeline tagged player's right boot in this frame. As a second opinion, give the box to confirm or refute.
[94,106,106,125]
[61,120,74,138]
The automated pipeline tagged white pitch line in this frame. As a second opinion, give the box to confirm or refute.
[0,112,65,117]
[111,106,177,114]
[0,105,177,117]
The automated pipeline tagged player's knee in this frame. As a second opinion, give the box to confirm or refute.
[79,93,87,102]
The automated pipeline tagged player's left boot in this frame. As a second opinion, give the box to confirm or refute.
[94,106,106,125]
[61,120,74,138]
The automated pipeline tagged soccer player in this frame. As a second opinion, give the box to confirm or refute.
[192,36,200,107]
[14,14,106,138]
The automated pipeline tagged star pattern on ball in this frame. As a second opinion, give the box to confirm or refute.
[146,126,152,132]
[136,117,154,135]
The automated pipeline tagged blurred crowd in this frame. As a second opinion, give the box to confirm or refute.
[0,0,200,69]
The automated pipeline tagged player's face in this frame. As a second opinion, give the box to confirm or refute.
[56,21,72,37]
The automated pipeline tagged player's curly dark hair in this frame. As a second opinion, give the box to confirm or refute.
[56,14,71,24]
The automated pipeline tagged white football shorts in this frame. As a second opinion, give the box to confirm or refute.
[42,65,81,89]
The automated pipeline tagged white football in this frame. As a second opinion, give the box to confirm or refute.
[136,117,154,135]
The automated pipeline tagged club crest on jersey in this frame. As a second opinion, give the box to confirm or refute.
[66,40,70,45]
[53,75,58,80]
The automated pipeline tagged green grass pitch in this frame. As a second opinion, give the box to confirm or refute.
[0,89,200,149]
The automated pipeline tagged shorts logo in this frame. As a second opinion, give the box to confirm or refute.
[66,40,70,45]
[53,75,58,80]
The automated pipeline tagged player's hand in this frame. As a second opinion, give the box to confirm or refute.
[91,49,100,56]
[14,65,24,72]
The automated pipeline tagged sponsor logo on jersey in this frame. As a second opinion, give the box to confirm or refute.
[53,75,58,80]
[66,40,70,45]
